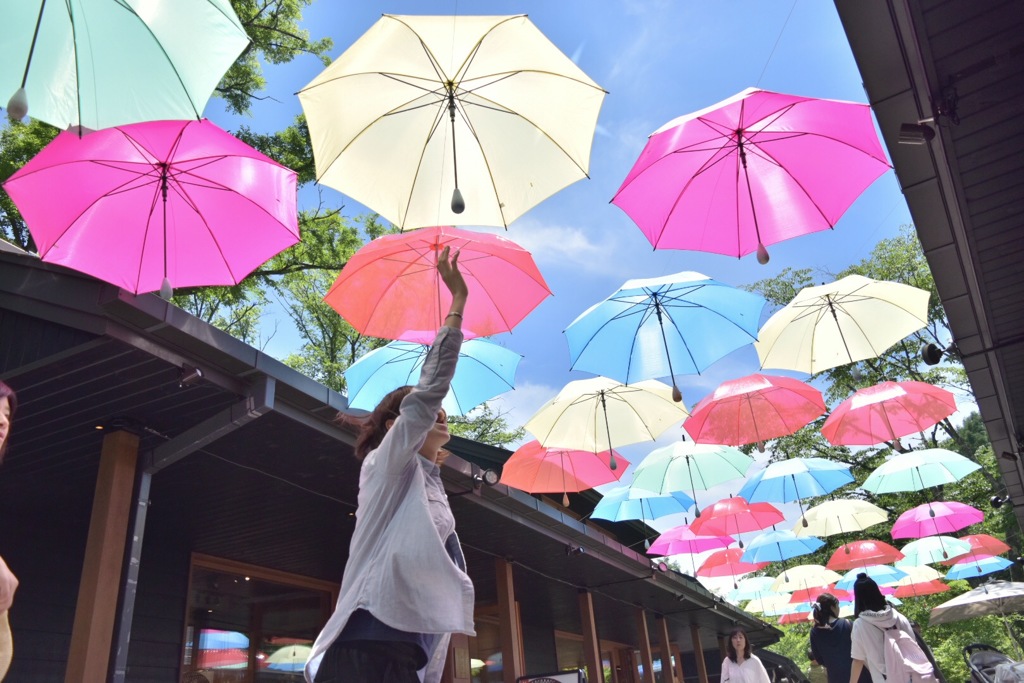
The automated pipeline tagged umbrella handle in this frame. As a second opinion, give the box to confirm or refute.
[599,392,618,470]
[653,300,683,402]
[447,86,465,214]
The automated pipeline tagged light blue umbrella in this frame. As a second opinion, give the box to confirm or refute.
[730,576,778,602]
[564,271,765,399]
[862,448,982,494]
[591,485,695,523]
[741,529,824,564]
[836,564,908,590]
[897,536,973,566]
[738,457,854,527]
[945,555,1014,580]
[198,629,249,650]
[345,338,520,416]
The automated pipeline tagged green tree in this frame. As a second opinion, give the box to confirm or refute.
[449,403,526,450]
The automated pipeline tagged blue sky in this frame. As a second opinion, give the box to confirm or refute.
[206,1,925,555]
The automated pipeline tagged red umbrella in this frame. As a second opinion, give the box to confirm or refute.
[821,381,957,447]
[689,497,784,546]
[893,580,950,599]
[325,226,551,342]
[697,548,769,578]
[826,540,905,570]
[779,611,812,625]
[940,534,1011,565]
[499,440,628,506]
[683,374,826,448]
[789,584,852,603]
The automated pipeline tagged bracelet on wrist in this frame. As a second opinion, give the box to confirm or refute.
[447,311,463,319]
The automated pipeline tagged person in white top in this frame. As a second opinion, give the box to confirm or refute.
[849,572,918,683]
[722,627,772,683]
[305,247,475,683]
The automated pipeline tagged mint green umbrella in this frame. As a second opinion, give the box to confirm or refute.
[2,0,250,130]
[861,448,981,494]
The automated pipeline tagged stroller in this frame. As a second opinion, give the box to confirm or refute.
[964,644,1015,683]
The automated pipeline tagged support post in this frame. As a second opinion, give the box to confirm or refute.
[636,608,655,683]
[579,590,603,683]
[64,430,139,683]
[656,615,677,683]
[442,632,472,683]
[691,624,709,683]
[496,558,524,683]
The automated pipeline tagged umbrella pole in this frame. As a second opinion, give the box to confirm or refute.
[159,167,173,299]
[686,455,701,517]
[654,300,683,402]
[791,475,809,527]
[738,136,770,265]
[8,0,47,120]
[447,86,465,214]
[599,392,618,470]
[825,298,855,363]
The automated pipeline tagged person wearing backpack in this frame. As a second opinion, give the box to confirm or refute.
[849,573,937,683]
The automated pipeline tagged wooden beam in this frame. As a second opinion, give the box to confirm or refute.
[636,608,655,683]
[495,558,524,683]
[691,624,710,683]
[578,591,603,683]
[656,615,677,683]
[65,430,139,683]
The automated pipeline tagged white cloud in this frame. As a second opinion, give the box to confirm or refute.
[485,379,562,448]
[486,218,613,275]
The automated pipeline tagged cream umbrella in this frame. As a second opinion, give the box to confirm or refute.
[297,14,606,229]
[524,377,688,469]
[754,274,930,374]
[745,593,794,614]
[792,498,889,538]
[770,564,842,592]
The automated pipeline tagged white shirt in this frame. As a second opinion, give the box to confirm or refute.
[850,606,916,683]
[305,327,475,683]
[723,655,773,683]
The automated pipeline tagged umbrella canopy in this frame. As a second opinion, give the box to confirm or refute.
[744,593,794,614]
[940,534,1012,565]
[779,612,812,625]
[1,0,249,130]
[611,88,889,262]
[344,338,520,416]
[3,119,299,296]
[894,580,950,599]
[897,536,972,566]
[198,630,250,650]
[564,272,764,396]
[499,441,628,500]
[770,564,842,593]
[929,581,1024,626]
[689,497,784,544]
[629,435,752,513]
[891,501,984,540]
[793,499,889,538]
[730,577,778,602]
[266,644,313,672]
[593,486,695,525]
[647,525,732,557]
[684,374,826,448]
[835,564,908,590]
[325,226,550,342]
[754,275,930,375]
[740,529,824,564]
[738,457,854,504]
[789,584,852,604]
[298,14,606,229]
[821,381,957,446]
[697,548,769,579]
[827,540,905,571]
[945,555,1014,581]
[524,377,688,457]
[862,448,982,494]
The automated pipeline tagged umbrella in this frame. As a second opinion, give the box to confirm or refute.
[793,499,888,538]
[684,374,825,449]
[265,644,313,672]
[940,534,1012,566]
[945,555,1014,581]
[647,525,732,557]
[930,580,1024,627]
[894,580,950,598]
[891,501,984,539]
[2,0,249,130]
[754,275,931,374]
[744,593,793,614]
[737,457,854,525]
[324,226,550,342]
[524,377,688,464]
[740,529,824,564]
[344,338,520,416]
[629,435,753,514]
[697,548,769,580]
[730,576,778,602]
[611,87,889,263]
[198,630,249,650]
[297,14,606,228]
[835,564,908,590]
[827,540,905,571]
[593,486,695,525]
[779,612,813,625]
[196,648,249,669]
[789,584,852,604]
[689,497,784,546]
[897,536,972,566]
[821,381,958,447]
[564,272,764,398]
[499,440,629,505]
[861,448,982,494]
[3,119,299,297]
[770,564,842,592]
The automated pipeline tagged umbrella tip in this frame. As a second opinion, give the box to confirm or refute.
[802,518,809,528]
[756,243,770,265]
[757,442,766,454]
[609,453,618,471]
[672,385,683,403]
[451,188,465,214]
[7,88,27,121]
[159,277,173,300]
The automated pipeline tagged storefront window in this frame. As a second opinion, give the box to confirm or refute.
[469,618,503,683]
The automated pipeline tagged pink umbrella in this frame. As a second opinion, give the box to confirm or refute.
[689,496,785,546]
[324,226,550,342]
[789,584,852,603]
[697,548,769,578]
[827,540,905,570]
[3,119,299,296]
[939,534,1011,566]
[891,501,984,539]
[499,440,629,506]
[821,381,957,447]
[612,88,890,264]
[894,580,949,598]
[779,612,812,625]
[647,525,734,557]
[684,373,825,448]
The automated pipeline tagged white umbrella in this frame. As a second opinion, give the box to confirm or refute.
[298,14,606,229]
[930,580,1024,656]
[792,498,888,538]
[770,564,842,592]
[754,274,930,374]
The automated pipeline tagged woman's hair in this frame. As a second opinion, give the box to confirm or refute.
[812,592,840,627]
[342,385,413,461]
[726,626,751,662]
[853,573,887,616]
[0,380,17,463]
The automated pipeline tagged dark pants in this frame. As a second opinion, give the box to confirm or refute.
[314,639,423,683]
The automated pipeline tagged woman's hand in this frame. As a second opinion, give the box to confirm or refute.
[438,246,468,327]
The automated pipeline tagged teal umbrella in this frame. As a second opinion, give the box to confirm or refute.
[896,536,972,566]
[2,0,250,130]
[861,448,982,494]
[741,529,824,564]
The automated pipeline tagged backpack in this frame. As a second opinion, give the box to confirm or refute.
[874,622,936,683]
